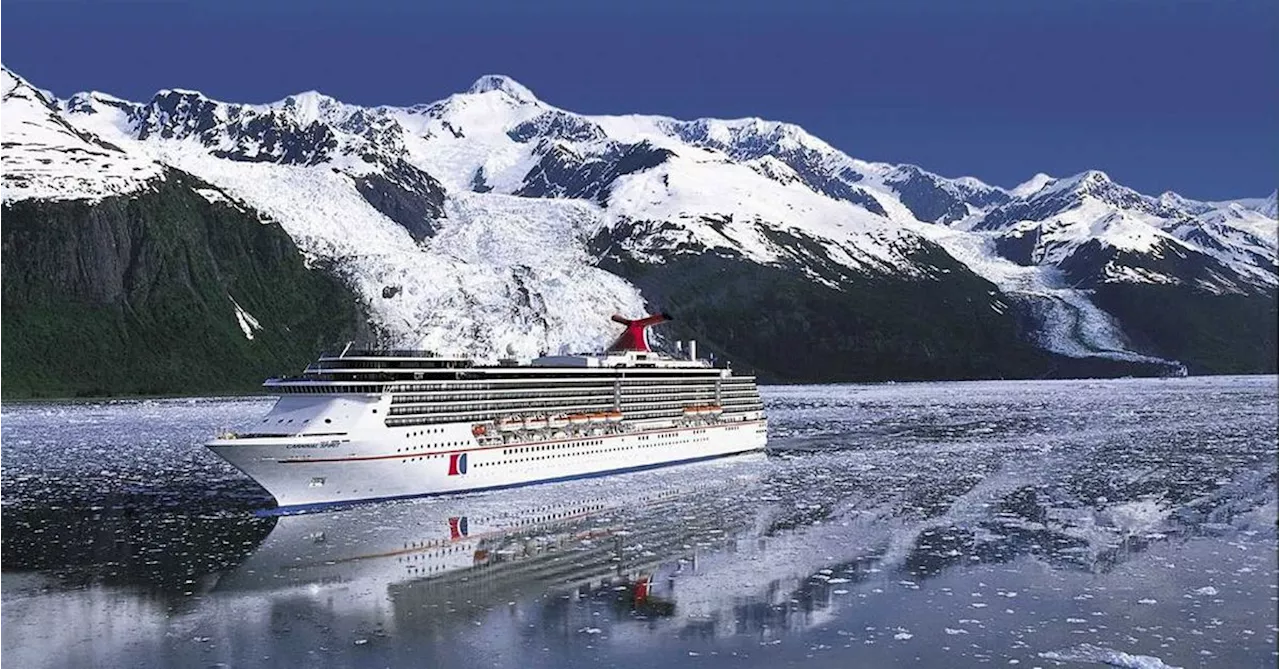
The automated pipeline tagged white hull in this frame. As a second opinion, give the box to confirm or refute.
[208,322,767,510]
[209,418,767,510]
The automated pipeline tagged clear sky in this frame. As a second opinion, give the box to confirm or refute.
[3,0,1276,200]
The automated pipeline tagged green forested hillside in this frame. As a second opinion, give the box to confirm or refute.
[2,173,368,398]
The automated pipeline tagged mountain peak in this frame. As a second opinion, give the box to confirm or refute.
[1252,189,1280,218]
[952,175,997,192]
[1068,169,1113,187]
[2,66,51,113]
[276,90,344,123]
[151,88,214,104]
[467,75,538,103]
[1011,173,1054,198]
[1,65,54,106]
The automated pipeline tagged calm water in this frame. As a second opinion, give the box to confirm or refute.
[2,377,1276,668]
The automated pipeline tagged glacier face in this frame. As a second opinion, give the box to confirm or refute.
[2,65,1276,371]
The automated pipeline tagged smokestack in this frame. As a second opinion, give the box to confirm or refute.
[688,340,697,361]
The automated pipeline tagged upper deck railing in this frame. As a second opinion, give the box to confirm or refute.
[320,348,473,360]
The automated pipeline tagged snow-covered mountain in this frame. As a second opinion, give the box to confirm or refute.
[1,68,165,201]
[974,170,1278,292]
[3,66,1276,387]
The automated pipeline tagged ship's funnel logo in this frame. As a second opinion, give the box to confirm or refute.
[448,452,469,476]
[607,313,672,353]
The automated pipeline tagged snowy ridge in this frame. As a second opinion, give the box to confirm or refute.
[1213,190,1278,219]
[599,145,929,279]
[5,65,1275,365]
[1,67,165,202]
[973,170,1277,297]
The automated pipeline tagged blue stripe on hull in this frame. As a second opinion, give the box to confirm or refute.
[255,447,767,517]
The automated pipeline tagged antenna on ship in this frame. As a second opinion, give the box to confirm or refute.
[340,341,353,357]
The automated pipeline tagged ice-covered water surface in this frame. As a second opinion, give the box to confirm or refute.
[2,377,1276,669]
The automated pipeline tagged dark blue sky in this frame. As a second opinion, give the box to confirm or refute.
[4,0,1276,199]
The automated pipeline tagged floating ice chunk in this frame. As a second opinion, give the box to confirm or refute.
[1192,586,1219,596]
[1039,643,1183,669]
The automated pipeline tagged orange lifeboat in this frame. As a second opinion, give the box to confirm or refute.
[471,424,488,437]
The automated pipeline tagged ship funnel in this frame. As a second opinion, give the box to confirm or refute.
[607,312,672,353]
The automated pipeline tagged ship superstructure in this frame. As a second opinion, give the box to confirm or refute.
[207,314,768,509]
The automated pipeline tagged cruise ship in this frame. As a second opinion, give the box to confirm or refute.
[207,313,768,510]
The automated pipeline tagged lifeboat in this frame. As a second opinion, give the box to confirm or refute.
[524,415,548,430]
[471,424,488,437]
[587,412,607,424]
[498,417,522,432]
[548,414,569,429]
[567,413,590,425]
[708,405,723,416]
[605,410,624,423]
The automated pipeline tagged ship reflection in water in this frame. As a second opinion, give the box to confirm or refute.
[2,377,1277,668]
[217,478,759,629]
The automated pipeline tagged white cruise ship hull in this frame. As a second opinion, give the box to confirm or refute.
[209,418,767,511]
[208,318,768,511]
